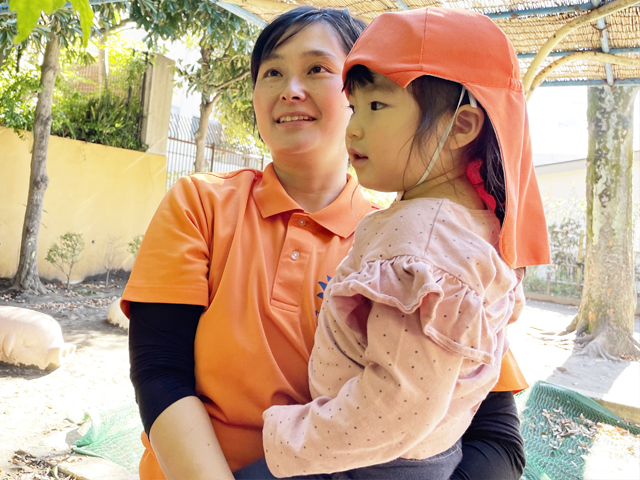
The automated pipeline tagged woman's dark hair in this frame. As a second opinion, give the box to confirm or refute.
[345,65,506,224]
[251,7,366,86]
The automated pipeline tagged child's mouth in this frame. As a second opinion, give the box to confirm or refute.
[348,148,368,162]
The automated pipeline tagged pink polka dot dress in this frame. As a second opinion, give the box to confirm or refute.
[263,197,524,477]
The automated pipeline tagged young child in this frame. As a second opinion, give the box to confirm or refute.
[236,7,550,480]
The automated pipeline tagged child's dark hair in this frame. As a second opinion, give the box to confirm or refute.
[345,65,506,224]
[251,7,367,86]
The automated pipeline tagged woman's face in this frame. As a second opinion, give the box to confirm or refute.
[253,22,351,163]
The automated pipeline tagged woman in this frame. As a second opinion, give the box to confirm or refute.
[123,7,526,480]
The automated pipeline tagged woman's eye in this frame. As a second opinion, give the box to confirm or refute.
[264,69,281,78]
[309,65,325,74]
[371,101,385,111]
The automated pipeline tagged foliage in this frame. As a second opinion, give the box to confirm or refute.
[543,196,586,275]
[0,51,40,136]
[0,41,149,151]
[525,197,640,300]
[130,0,262,148]
[52,33,148,150]
[523,266,583,299]
[215,82,269,155]
[127,234,143,258]
[547,217,584,267]
[45,232,85,289]
[9,0,93,46]
[51,87,147,151]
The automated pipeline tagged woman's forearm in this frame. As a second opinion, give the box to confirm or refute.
[149,396,235,480]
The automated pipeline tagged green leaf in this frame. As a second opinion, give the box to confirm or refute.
[70,0,92,47]
[9,0,50,43]
[9,0,93,46]
[51,0,66,10]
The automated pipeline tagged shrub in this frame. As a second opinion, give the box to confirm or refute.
[127,234,143,258]
[45,233,85,289]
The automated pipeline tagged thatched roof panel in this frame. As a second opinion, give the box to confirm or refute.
[232,0,640,83]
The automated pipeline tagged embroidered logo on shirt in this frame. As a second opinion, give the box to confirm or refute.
[315,276,332,316]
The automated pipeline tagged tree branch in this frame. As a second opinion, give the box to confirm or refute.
[99,18,132,34]
[213,69,250,91]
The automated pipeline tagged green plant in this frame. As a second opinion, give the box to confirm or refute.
[52,90,147,151]
[45,232,85,289]
[0,51,40,136]
[50,47,149,151]
[127,234,143,258]
[10,0,93,46]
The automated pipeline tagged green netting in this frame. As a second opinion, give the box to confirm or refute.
[72,381,639,477]
[516,381,640,480]
[72,399,145,473]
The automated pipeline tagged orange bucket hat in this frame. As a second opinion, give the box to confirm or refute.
[343,7,550,269]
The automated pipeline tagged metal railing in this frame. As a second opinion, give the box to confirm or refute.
[166,113,266,191]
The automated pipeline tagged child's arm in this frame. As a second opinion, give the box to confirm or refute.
[262,299,483,477]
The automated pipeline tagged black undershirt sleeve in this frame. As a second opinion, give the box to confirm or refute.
[128,302,204,435]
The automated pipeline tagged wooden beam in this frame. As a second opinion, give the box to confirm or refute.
[527,51,640,100]
[522,0,639,94]
[518,47,640,58]
[540,78,640,86]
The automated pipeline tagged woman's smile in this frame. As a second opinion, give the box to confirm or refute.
[275,112,316,125]
[253,22,350,161]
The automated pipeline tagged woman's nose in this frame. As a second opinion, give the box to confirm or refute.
[280,76,306,102]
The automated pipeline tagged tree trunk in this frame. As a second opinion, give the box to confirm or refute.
[193,98,215,172]
[11,33,61,294]
[569,85,640,359]
[98,35,108,92]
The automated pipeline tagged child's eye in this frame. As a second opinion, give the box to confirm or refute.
[371,101,385,111]
[348,105,355,113]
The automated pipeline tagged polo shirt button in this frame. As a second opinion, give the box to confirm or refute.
[298,219,306,227]
[291,251,300,260]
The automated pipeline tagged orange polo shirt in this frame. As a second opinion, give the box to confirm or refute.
[122,164,527,479]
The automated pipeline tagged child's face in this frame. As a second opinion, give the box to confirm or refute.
[346,71,426,192]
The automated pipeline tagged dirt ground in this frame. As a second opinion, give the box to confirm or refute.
[0,278,132,479]
[0,279,638,479]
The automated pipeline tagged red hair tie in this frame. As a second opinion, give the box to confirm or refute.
[466,159,497,212]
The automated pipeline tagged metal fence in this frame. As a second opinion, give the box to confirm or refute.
[166,113,266,190]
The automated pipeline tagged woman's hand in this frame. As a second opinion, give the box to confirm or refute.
[149,396,235,480]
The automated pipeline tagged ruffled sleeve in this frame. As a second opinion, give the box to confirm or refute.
[328,256,501,365]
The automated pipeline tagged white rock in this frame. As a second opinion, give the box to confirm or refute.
[0,306,75,370]
[107,298,129,329]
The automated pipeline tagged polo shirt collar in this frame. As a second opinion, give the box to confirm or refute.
[253,163,372,238]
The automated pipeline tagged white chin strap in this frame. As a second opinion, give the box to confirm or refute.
[397,86,477,200]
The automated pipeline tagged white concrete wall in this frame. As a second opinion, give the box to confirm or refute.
[535,151,640,202]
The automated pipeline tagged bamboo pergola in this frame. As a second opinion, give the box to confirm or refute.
[215,0,640,98]
[1,0,637,94]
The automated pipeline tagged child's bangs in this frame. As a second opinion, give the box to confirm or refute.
[344,65,375,95]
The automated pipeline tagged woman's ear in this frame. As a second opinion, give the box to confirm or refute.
[449,105,485,150]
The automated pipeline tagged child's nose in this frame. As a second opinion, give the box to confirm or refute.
[346,114,363,139]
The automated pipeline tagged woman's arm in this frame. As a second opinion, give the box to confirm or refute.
[129,302,234,480]
[149,397,235,480]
